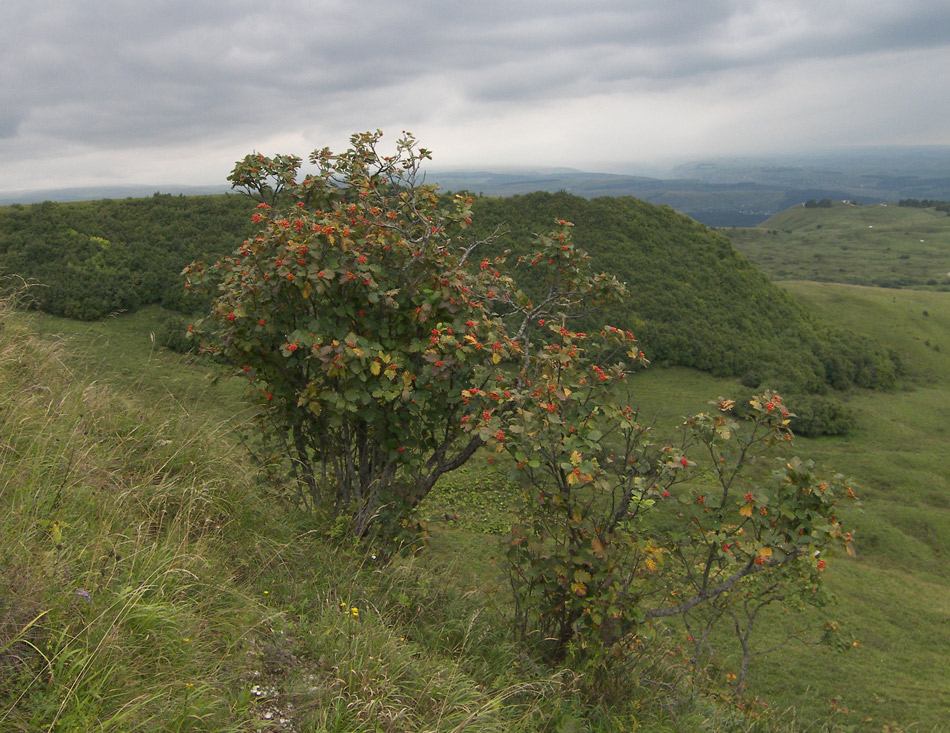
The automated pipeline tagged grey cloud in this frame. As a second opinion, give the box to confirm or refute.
[9,2,949,108]
[0,110,23,138]
[1,0,948,191]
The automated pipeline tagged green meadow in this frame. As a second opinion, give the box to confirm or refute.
[725,202,950,289]
[629,281,950,729]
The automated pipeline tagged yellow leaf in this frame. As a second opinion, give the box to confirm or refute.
[570,450,582,466]
[370,361,381,376]
[739,504,754,517]
[301,280,312,299]
[591,537,606,557]
[491,352,501,364]
[758,546,773,560]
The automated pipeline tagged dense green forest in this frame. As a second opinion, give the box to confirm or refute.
[0,191,898,423]
[0,194,250,319]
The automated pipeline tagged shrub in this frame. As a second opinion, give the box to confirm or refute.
[787,395,856,438]
[499,323,858,684]
[185,131,623,547]
[155,314,195,354]
[186,133,858,691]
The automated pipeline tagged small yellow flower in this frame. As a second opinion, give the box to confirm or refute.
[263,590,269,595]
[185,682,194,688]
[183,637,191,643]
[350,606,359,618]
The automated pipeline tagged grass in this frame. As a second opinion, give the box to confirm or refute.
[25,304,249,426]
[5,278,949,730]
[0,301,268,730]
[724,202,950,289]
[780,282,950,580]
[623,282,950,730]
[3,303,779,731]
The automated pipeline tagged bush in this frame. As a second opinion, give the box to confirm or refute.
[186,132,859,692]
[787,395,856,437]
[503,358,858,682]
[155,314,195,354]
[185,131,624,546]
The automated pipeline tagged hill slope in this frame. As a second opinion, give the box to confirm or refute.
[725,201,950,289]
[3,302,781,732]
[12,276,950,731]
[1,191,898,394]
[470,192,898,392]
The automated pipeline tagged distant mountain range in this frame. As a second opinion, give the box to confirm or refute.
[427,147,950,226]
[0,184,232,207]
[4,147,950,227]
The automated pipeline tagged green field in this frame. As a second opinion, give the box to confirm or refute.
[3,278,943,730]
[630,283,950,729]
[725,202,950,289]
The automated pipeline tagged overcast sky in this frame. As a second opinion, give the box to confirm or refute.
[2,0,949,197]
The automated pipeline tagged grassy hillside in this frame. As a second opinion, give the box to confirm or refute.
[1,192,898,397]
[6,280,949,730]
[777,283,950,572]
[601,282,950,729]
[0,300,270,730]
[757,283,950,729]
[725,201,950,289]
[3,301,787,732]
[469,192,898,395]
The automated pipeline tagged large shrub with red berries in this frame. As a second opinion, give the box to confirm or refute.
[186,132,856,683]
[184,131,622,543]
